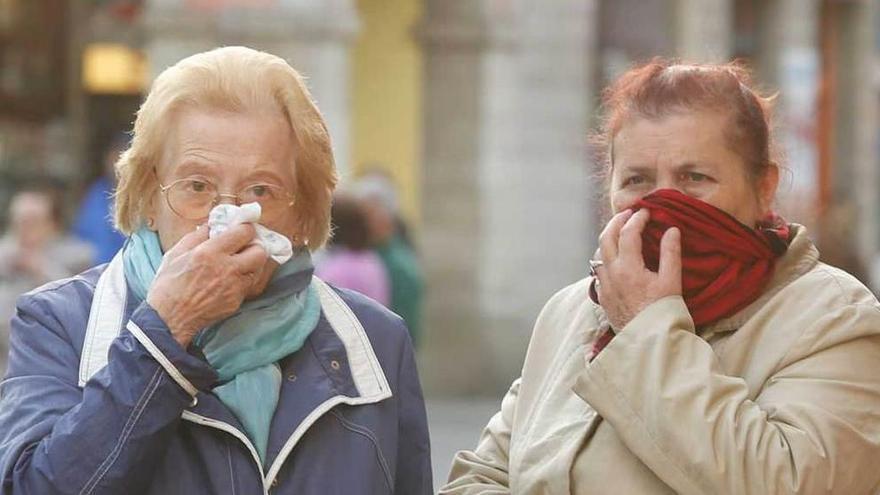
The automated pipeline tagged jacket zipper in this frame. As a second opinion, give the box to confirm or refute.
[183,392,392,490]
[181,411,269,495]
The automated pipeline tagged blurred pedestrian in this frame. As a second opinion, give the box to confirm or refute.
[73,134,128,265]
[356,169,415,250]
[316,193,391,305]
[0,184,92,375]
[354,171,424,347]
[443,60,880,494]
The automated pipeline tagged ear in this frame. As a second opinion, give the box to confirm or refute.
[757,162,779,214]
[144,192,159,232]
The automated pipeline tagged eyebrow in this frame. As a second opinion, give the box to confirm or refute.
[620,161,713,174]
[172,160,218,178]
[618,165,656,176]
[172,161,291,188]
[244,169,290,187]
[676,161,710,171]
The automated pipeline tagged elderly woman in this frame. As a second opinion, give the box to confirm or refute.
[0,47,431,494]
[441,60,880,494]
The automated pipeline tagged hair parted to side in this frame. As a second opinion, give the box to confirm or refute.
[114,46,338,249]
[593,58,778,182]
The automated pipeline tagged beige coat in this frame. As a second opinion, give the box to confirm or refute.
[441,226,880,494]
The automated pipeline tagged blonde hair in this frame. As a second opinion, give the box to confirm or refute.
[114,46,337,248]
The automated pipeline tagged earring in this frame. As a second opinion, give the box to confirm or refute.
[146,217,155,229]
[292,235,309,248]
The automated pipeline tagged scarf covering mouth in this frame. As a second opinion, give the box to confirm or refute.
[123,205,320,463]
[588,188,790,359]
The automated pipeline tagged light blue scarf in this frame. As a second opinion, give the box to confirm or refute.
[123,227,320,463]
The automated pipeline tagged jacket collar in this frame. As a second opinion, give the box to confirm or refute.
[697,223,819,339]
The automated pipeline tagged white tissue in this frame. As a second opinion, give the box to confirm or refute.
[207,203,294,264]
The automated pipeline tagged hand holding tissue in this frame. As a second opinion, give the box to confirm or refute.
[207,203,294,264]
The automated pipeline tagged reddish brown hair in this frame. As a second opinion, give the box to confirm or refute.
[595,58,777,181]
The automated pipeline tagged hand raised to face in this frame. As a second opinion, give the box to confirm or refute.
[592,209,682,331]
[146,223,269,348]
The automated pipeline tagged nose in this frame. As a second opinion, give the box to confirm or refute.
[215,193,239,206]
[649,180,684,197]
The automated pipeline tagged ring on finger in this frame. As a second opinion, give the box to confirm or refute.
[588,259,604,277]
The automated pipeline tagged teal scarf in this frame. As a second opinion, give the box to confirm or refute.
[123,228,320,463]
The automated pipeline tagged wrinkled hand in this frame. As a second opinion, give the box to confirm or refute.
[594,209,682,330]
[146,223,269,348]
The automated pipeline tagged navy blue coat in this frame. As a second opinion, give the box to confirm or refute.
[0,261,432,494]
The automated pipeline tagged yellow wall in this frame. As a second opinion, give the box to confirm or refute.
[351,0,422,224]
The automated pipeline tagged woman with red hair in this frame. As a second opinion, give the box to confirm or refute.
[441,60,880,494]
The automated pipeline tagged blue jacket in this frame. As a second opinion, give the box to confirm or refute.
[0,260,432,494]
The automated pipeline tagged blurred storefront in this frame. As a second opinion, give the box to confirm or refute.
[0,0,73,221]
[0,0,420,222]
[0,0,144,227]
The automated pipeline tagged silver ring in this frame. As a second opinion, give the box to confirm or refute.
[588,259,604,277]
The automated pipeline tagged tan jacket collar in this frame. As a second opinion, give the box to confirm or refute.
[698,223,819,338]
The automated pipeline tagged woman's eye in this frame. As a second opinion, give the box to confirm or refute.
[683,172,709,182]
[187,180,210,193]
[623,176,646,187]
[245,184,284,201]
[249,185,270,198]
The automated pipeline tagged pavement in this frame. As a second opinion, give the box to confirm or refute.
[426,396,502,491]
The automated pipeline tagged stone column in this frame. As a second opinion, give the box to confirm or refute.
[142,1,218,78]
[419,0,506,395]
[142,0,359,174]
[419,0,597,395]
[674,0,733,62]
[760,0,822,232]
[838,0,880,279]
[851,0,879,274]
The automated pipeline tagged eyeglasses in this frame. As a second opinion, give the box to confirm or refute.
[158,176,295,223]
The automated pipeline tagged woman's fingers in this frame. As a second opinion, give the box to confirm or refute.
[617,209,650,266]
[166,224,209,258]
[599,209,634,262]
[234,243,270,275]
[207,223,258,255]
[594,262,607,305]
[593,209,683,330]
[658,226,682,292]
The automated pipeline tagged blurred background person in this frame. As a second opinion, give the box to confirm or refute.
[0,184,93,374]
[72,134,128,265]
[356,168,416,250]
[354,171,424,347]
[316,192,391,305]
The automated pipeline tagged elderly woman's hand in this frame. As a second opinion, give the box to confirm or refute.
[594,209,683,330]
[146,223,270,348]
